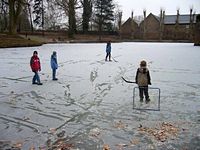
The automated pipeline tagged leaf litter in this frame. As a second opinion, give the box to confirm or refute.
[138,122,179,142]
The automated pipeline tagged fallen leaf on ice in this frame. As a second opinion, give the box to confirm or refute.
[49,128,57,134]
[29,145,35,150]
[130,138,140,145]
[89,128,101,137]
[58,143,74,150]
[12,142,22,149]
[103,144,110,150]
[116,143,128,148]
[113,120,127,129]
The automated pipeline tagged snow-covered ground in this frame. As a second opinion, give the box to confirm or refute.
[0,42,200,149]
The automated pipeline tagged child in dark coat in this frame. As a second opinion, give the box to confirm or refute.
[135,60,151,102]
[51,51,58,80]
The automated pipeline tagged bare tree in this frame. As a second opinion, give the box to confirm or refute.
[0,0,9,31]
[55,0,79,38]
[18,4,32,32]
[8,0,26,34]
[44,0,64,30]
[27,0,34,32]
[113,3,122,32]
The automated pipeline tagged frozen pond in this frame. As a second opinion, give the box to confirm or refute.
[0,42,200,150]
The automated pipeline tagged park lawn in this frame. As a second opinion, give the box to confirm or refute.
[0,34,43,48]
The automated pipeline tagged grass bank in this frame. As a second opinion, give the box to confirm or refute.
[0,34,43,48]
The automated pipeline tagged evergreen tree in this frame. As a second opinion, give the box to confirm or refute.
[81,0,92,33]
[94,0,115,33]
[33,0,44,28]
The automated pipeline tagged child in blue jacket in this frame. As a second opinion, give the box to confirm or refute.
[105,41,111,61]
[51,51,58,80]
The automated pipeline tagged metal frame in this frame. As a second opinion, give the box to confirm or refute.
[133,86,161,111]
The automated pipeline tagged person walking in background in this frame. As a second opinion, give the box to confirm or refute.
[105,41,111,61]
[135,60,151,102]
[30,51,43,85]
[51,51,58,80]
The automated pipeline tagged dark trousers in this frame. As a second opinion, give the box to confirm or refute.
[105,52,111,61]
[139,86,149,100]
[32,71,40,83]
[52,69,56,79]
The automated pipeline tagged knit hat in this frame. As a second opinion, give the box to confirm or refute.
[140,60,147,67]
[33,51,38,55]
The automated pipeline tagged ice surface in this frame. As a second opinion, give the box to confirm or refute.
[0,42,200,149]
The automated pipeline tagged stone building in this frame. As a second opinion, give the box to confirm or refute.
[139,12,160,40]
[163,10,197,40]
[120,11,139,39]
[121,10,197,41]
[194,14,200,45]
[120,17,139,39]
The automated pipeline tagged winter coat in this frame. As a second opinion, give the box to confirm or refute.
[30,55,41,72]
[51,54,58,70]
[106,43,111,53]
[135,67,151,86]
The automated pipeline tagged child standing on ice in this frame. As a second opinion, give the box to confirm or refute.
[135,60,151,102]
[30,51,43,85]
[51,51,58,80]
[105,41,111,61]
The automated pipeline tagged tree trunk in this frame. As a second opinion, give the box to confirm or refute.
[1,0,8,31]
[8,0,23,34]
[68,0,76,38]
[9,0,14,34]
[27,1,33,33]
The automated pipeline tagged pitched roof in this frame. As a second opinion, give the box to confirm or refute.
[151,13,160,22]
[122,17,139,26]
[139,13,160,25]
[164,14,197,24]
[123,13,198,26]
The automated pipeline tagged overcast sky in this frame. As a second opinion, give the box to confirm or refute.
[115,0,200,21]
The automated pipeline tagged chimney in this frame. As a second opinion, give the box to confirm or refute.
[143,9,146,39]
[163,11,165,21]
[190,8,193,24]
[160,9,165,40]
[160,9,163,21]
[131,11,134,19]
[143,9,146,19]
[131,11,134,39]
[176,8,180,25]
[160,9,163,27]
